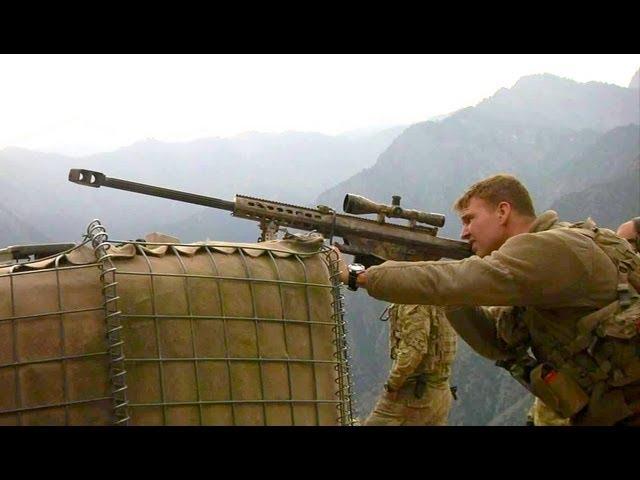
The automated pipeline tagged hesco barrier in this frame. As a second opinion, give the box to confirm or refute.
[0,220,355,425]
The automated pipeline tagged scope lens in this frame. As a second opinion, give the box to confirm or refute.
[343,194,353,213]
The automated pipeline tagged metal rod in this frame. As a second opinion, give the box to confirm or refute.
[0,306,104,324]
[0,263,101,279]
[115,270,332,288]
[0,351,108,369]
[120,313,336,326]
[171,246,204,425]
[203,246,236,425]
[266,250,295,425]
[125,357,339,364]
[9,272,21,425]
[135,243,167,425]
[0,396,113,415]
[127,399,341,407]
[54,255,70,425]
[237,249,268,425]
[294,255,321,425]
[69,169,236,212]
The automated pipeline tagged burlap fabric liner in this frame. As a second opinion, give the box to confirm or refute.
[0,232,342,425]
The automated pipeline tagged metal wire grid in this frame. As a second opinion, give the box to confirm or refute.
[118,241,346,425]
[0,222,355,425]
[0,247,111,424]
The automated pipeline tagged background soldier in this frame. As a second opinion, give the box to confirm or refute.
[365,304,457,426]
[617,216,640,252]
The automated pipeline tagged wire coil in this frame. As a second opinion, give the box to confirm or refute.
[87,220,130,425]
[322,245,356,425]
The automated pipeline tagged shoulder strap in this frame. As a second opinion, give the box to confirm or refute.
[567,218,639,307]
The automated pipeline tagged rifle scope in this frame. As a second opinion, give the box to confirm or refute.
[343,194,445,228]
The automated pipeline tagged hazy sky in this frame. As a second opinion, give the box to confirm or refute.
[1,54,638,156]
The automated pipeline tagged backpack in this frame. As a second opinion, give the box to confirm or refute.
[505,218,640,425]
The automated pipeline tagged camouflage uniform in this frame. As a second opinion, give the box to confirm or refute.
[365,304,457,426]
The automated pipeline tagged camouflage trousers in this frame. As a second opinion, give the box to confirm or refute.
[365,383,453,426]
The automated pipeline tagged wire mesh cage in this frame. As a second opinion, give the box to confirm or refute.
[0,220,355,426]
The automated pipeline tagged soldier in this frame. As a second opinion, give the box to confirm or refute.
[617,216,640,252]
[338,174,640,426]
[527,216,640,427]
[365,304,457,426]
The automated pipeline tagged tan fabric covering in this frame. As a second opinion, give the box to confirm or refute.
[0,233,343,425]
[366,211,618,310]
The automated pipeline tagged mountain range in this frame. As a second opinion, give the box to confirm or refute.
[0,70,638,425]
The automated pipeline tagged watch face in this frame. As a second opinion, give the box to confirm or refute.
[349,263,366,273]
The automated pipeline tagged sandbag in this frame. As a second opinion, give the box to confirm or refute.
[0,226,353,425]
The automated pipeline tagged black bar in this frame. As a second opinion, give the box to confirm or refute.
[69,169,235,212]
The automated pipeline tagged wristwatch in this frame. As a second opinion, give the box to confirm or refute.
[347,263,366,291]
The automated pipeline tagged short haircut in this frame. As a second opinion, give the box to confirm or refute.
[453,174,536,217]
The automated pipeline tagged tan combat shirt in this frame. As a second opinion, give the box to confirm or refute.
[366,210,618,316]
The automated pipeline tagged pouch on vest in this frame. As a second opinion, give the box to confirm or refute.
[529,364,589,419]
[595,298,640,340]
[573,383,634,426]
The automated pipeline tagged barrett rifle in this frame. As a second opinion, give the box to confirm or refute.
[68,168,472,266]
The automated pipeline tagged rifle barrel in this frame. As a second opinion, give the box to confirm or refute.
[69,169,235,212]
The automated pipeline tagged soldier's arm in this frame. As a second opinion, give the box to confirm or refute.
[444,306,513,361]
[386,305,430,391]
[364,231,594,307]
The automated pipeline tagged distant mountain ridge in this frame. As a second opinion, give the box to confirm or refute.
[630,68,639,89]
[473,73,639,131]
[0,126,406,244]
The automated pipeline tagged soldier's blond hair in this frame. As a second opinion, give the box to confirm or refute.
[453,174,536,217]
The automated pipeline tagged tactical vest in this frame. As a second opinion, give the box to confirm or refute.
[506,218,640,425]
[388,304,457,386]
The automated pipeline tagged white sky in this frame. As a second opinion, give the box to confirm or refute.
[1,54,638,156]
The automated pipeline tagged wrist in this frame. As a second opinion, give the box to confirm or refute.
[347,263,366,291]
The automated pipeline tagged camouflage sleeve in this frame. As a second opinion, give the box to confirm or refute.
[444,306,513,361]
[386,305,430,391]
[490,306,530,348]
[445,305,530,359]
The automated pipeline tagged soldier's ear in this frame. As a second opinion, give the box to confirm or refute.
[496,202,512,225]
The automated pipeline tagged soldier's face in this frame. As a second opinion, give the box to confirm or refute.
[459,197,508,257]
[616,222,639,253]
